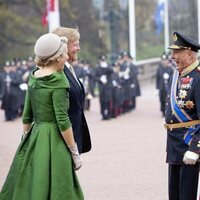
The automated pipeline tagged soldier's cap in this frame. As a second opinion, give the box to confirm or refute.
[117,54,122,60]
[99,55,107,61]
[34,33,67,59]
[168,32,200,52]
[10,61,16,66]
[122,51,128,57]
[28,56,33,61]
[4,61,10,66]
[22,60,27,65]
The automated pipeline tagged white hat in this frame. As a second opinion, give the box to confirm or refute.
[34,33,62,59]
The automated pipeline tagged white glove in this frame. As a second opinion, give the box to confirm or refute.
[124,73,129,80]
[68,144,82,170]
[100,75,107,84]
[112,80,118,87]
[183,151,199,165]
[130,84,135,88]
[19,83,28,91]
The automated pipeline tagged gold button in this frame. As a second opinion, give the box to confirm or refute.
[170,120,173,123]
[197,144,200,148]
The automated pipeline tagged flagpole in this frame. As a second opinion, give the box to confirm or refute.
[48,0,60,32]
[164,0,169,52]
[128,0,136,60]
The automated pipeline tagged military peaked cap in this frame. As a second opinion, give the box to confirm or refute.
[168,32,200,52]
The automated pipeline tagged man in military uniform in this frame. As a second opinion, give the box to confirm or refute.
[95,55,114,120]
[156,52,174,117]
[165,32,200,200]
[1,61,21,121]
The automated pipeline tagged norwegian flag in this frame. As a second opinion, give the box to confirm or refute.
[42,0,60,31]
[154,0,164,35]
[42,8,48,26]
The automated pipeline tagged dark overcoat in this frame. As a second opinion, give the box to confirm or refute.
[63,66,91,154]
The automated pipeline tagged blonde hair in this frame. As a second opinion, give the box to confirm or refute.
[51,27,80,43]
[35,37,68,67]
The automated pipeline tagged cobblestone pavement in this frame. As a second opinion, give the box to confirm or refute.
[0,81,169,200]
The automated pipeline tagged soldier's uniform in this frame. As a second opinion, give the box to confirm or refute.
[165,32,200,200]
[1,61,21,121]
[111,62,122,118]
[156,53,174,116]
[95,55,114,120]
[128,57,141,110]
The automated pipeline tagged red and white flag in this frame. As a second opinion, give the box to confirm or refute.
[42,0,60,32]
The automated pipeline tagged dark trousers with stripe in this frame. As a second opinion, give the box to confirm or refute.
[168,164,199,200]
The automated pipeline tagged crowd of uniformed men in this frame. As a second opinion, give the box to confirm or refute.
[0,51,141,121]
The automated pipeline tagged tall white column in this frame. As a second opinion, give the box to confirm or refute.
[164,0,169,52]
[128,0,136,60]
[48,0,60,32]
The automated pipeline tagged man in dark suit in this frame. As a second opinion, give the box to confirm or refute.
[52,27,91,154]
[165,32,200,200]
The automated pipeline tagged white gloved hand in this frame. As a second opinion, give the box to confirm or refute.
[124,73,129,80]
[19,83,28,91]
[68,144,82,170]
[112,80,118,87]
[100,75,107,84]
[183,151,199,165]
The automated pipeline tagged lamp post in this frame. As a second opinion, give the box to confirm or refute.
[104,1,120,58]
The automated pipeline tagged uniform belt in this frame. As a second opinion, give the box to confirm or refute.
[164,120,200,130]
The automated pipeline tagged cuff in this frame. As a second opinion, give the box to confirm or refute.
[184,151,199,160]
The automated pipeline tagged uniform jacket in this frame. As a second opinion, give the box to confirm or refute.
[64,65,91,154]
[1,71,21,111]
[95,65,114,102]
[156,64,174,93]
[165,60,200,164]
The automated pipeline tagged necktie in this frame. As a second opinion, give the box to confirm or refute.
[68,65,80,86]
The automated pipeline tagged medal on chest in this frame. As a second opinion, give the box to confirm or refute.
[179,76,193,89]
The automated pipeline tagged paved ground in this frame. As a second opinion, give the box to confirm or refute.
[0,80,168,200]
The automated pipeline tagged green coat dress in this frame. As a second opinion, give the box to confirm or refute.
[0,70,84,200]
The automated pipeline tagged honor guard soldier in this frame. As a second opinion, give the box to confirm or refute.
[1,61,21,121]
[156,52,174,117]
[165,32,200,200]
[95,55,114,120]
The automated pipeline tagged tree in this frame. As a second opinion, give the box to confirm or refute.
[0,0,48,63]
[0,0,108,66]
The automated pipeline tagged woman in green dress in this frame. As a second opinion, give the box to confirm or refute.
[0,33,84,200]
